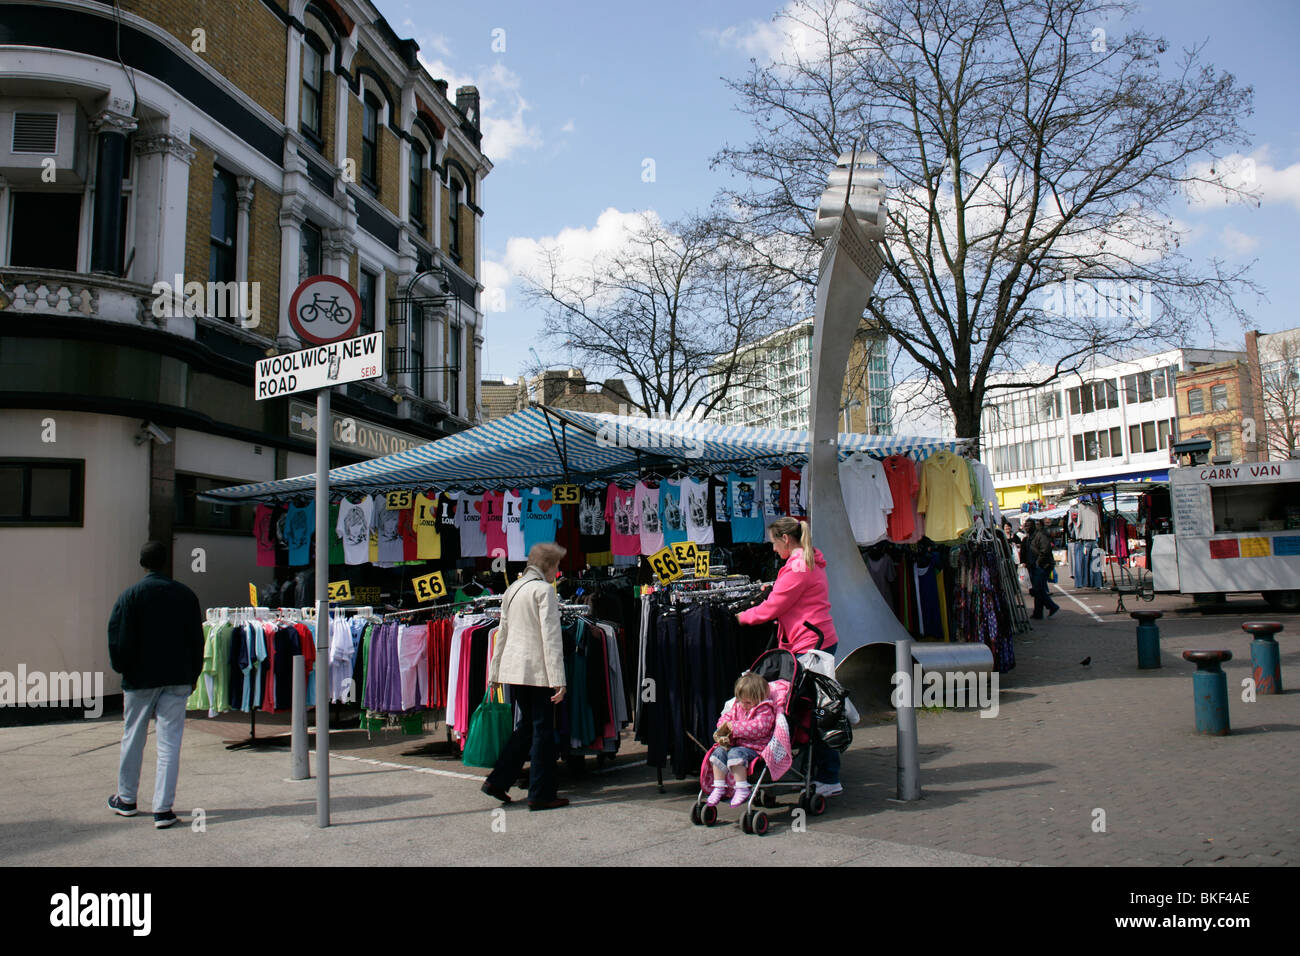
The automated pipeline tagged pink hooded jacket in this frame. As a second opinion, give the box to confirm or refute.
[737,548,839,654]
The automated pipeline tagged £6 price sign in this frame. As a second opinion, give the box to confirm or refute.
[412,570,447,603]
[649,546,684,584]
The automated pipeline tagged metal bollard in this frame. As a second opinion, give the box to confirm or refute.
[1130,610,1163,669]
[1242,621,1284,695]
[1182,650,1232,736]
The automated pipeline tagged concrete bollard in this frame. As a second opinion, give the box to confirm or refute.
[1182,650,1232,736]
[1241,621,1284,695]
[1130,610,1163,669]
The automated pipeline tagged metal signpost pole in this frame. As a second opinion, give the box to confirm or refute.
[315,385,331,827]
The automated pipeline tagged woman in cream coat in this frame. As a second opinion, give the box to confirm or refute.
[481,542,569,810]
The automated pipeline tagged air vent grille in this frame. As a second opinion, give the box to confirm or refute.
[12,112,59,153]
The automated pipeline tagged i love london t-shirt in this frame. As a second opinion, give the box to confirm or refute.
[521,487,562,554]
[481,490,508,560]
[502,489,525,562]
[456,492,488,557]
[605,483,640,556]
[412,492,441,560]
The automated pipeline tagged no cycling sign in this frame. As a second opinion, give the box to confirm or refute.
[288,274,362,345]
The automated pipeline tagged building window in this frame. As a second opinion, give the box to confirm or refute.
[209,167,236,285]
[301,37,325,144]
[1142,421,1156,453]
[0,459,84,526]
[174,474,253,533]
[410,303,425,398]
[448,177,462,260]
[299,222,322,281]
[1211,384,1228,411]
[1072,428,1123,462]
[409,143,426,228]
[8,192,81,271]
[1214,429,1232,459]
[1153,367,1168,399]
[1187,387,1204,415]
[358,269,377,336]
[448,322,461,415]
[1128,424,1141,454]
[361,92,380,192]
[1157,419,1172,449]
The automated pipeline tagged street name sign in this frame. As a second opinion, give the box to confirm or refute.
[254,332,384,399]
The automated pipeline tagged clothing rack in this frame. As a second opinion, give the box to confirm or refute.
[210,606,299,752]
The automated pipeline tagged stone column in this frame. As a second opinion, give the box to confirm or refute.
[278,198,305,347]
[473,331,484,422]
[131,129,196,294]
[89,109,139,274]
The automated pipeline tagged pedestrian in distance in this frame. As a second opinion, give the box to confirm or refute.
[482,541,570,811]
[107,541,204,829]
[1028,521,1061,620]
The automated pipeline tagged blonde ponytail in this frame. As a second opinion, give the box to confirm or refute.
[769,516,817,569]
[799,519,814,570]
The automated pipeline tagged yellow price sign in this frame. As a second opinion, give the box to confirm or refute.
[386,491,413,509]
[672,541,697,568]
[552,484,579,505]
[249,583,258,606]
[412,570,447,603]
[327,580,353,601]
[695,551,711,577]
[649,545,683,584]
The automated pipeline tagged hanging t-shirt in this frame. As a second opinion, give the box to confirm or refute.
[372,495,405,563]
[254,504,277,567]
[412,492,442,560]
[285,501,314,567]
[578,488,611,555]
[273,505,290,567]
[437,492,461,558]
[502,489,526,562]
[681,477,713,545]
[456,492,488,558]
[708,474,732,546]
[481,490,508,560]
[660,479,687,545]
[336,496,373,565]
[635,481,664,555]
[881,455,920,542]
[758,469,785,526]
[917,450,974,542]
[780,466,805,519]
[968,461,1002,528]
[728,472,765,543]
[1075,502,1101,540]
[605,484,639,557]
[328,502,344,564]
[557,502,585,572]
[840,454,893,544]
[867,553,898,613]
[521,487,562,556]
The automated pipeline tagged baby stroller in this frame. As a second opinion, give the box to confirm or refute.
[689,625,833,836]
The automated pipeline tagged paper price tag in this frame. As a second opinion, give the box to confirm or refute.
[386,491,413,509]
[327,580,353,601]
[649,545,684,584]
[552,484,579,505]
[672,541,697,567]
[695,551,711,577]
[249,583,258,606]
[412,570,447,603]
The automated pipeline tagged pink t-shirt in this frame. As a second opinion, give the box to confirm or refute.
[605,483,640,556]
[481,490,508,560]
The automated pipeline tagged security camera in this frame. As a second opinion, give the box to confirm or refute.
[138,421,172,445]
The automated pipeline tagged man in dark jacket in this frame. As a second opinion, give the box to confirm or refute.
[1028,522,1061,620]
[107,541,204,829]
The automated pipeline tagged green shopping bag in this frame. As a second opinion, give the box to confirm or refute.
[462,688,513,768]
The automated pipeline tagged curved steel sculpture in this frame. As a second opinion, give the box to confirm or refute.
[806,151,906,710]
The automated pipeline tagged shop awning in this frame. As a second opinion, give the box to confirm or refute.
[198,406,969,504]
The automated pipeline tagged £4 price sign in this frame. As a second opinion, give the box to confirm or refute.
[328,580,353,601]
[672,541,698,568]
[412,570,447,603]
[649,546,683,585]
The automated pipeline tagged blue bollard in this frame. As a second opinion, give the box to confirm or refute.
[1182,650,1232,736]
[1242,622,1284,695]
[1131,610,1163,669]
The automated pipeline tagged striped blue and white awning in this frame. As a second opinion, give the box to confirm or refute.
[198,407,970,504]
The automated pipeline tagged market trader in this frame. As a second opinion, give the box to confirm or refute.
[736,516,843,798]
[107,541,204,829]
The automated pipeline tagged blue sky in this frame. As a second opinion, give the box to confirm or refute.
[378,0,1300,385]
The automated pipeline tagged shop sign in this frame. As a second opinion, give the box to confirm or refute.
[289,400,422,459]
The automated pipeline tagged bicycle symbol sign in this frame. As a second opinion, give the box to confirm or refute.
[288,274,362,344]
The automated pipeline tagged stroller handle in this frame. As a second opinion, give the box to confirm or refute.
[767,620,827,653]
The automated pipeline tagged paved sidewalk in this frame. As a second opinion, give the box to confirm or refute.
[0,588,1295,866]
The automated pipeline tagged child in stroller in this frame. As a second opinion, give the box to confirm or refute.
[706,673,776,808]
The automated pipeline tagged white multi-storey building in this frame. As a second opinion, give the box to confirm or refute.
[981,348,1244,508]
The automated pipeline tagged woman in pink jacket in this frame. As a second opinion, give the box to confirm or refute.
[736,515,843,796]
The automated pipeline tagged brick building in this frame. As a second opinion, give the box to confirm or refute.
[0,0,490,694]
[1173,359,1261,463]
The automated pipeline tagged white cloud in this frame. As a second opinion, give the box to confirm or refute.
[416,48,541,161]
[1186,149,1300,212]
[710,0,855,66]
[481,259,511,314]
[504,208,661,284]
[560,119,575,134]
[1219,226,1259,256]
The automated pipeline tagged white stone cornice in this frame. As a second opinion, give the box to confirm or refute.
[133,132,196,165]
[90,110,139,136]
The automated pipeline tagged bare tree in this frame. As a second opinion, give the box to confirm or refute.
[1261,337,1300,459]
[712,0,1257,447]
[517,215,798,418]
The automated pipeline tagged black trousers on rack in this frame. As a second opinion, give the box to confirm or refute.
[486,685,558,804]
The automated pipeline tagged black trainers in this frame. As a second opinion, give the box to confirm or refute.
[481,782,512,804]
[1049,606,1060,618]
[153,810,180,829]
[108,794,137,817]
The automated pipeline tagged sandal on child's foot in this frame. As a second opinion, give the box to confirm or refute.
[706,785,727,807]
[730,786,752,807]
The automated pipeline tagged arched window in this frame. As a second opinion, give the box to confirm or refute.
[301,34,327,144]
[448,176,462,259]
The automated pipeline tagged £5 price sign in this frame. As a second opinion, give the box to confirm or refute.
[552,484,579,505]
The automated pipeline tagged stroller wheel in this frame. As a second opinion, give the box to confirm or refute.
[740,811,753,834]
[751,811,770,836]
[700,803,719,826]
[810,793,827,816]
[690,803,702,826]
